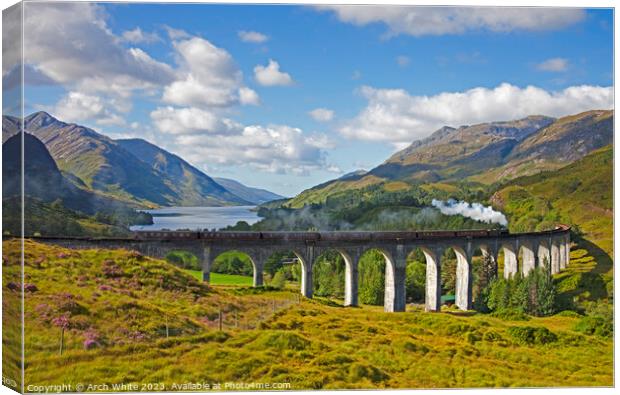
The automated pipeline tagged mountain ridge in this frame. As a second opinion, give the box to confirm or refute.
[285,110,613,208]
[3,112,280,208]
[213,177,284,204]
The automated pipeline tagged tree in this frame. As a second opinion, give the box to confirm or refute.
[271,269,286,289]
[358,250,385,305]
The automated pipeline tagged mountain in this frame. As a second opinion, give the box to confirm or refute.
[474,110,613,182]
[213,177,284,204]
[20,112,247,207]
[116,138,251,206]
[285,110,612,208]
[492,144,613,255]
[372,115,555,181]
[2,115,20,143]
[2,132,133,216]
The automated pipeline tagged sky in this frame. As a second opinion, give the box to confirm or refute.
[2,2,614,197]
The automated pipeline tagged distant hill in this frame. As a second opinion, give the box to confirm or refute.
[285,110,612,208]
[213,177,284,204]
[475,110,613,182]
[2,133,150,236]
[492,144,613,255]
[2,115,20,143]
[2,132,108,213]
[116,138,251,206]
[15,112,249,207]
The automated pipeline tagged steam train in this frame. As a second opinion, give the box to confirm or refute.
[133,228,512,241]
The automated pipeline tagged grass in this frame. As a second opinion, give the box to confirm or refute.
[2,240,613,390]
[185,270,253,286]
[492,145,613,307]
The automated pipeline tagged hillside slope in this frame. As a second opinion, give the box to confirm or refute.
[116,138,250,206]
[285,110,612,208]
[491,145,613,302]
[2,133,150,236]
[492,144,612,253]
[3,133,125,215]
[20,112,247,207]
[475,110,613,182]
[4,240,612,389]
[213,177,284,204]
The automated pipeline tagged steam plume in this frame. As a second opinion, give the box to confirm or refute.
[431,199,508,226]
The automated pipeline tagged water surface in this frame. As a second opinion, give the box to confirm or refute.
[130,206,260,231]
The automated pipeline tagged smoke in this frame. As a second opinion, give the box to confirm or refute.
[431,199,508,226]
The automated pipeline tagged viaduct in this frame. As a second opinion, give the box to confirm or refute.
[30,225,571,313]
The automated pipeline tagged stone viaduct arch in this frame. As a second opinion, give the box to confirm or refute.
[26,225,571,313]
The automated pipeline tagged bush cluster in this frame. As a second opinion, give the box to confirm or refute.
[482,267,557,317]
[507,326,557,346]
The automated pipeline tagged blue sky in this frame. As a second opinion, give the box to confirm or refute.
[5,3,614,196]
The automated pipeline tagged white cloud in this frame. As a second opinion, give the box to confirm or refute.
[164,25,191,40]
[54,91,126,126]
[163,36,257,108]
[309,108,335,122]
[150,106,331,174]
[239,87,260,105]
[238,30,269,43]
[536,57,569,72]
[317,6,585,37]
[23,3,175,91]
[151,106,241,135]
[121,27,161,44]
[340,83,613,145]
[351,70,362,80]
[254,59,294,86]
[396,55,410,67]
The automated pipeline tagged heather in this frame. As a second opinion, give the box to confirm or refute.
[2,240,612,389]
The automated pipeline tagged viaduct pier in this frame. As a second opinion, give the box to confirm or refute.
[29,225,571,313]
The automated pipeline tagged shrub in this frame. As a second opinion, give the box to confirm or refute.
[554,310,582,318]
[482,330,503,342]
[403,341,429,354]
[271,269,286,289]
[165,251,200,271]
[254,331,311,351]
[573,316,613,338]
[348,363,388,383]
[508,326,557,346]
[211,252,253,276]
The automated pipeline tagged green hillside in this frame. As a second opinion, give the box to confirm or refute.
[285,110,612,208]
[20,112,248,207]
[117,139,250,206]
[3,240,612,389]
[492,144,612,254]
[491,145,613,306]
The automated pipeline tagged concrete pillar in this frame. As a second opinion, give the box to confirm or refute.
[424,248,442,312]
[503,245,518,279]
[201,246,211,283]
[521,244,537,275]
[550,243,560,274]
[564,236,571,268]
[455,250,472,311]
[300,262,313,298]
[298,246,315,298]
[537,242,551,271]
[344,256,358,307]
[384,259,406,312]
[559,243,567,270]
[559,237,570,270]
[252,260,263,287]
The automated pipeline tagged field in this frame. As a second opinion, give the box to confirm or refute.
[1,239,613,390]
[185,270,253,286]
